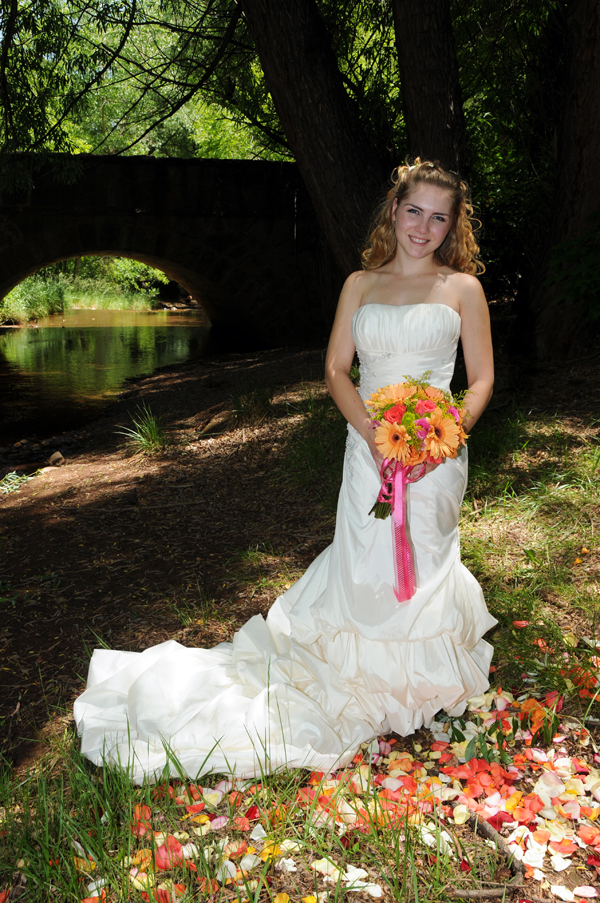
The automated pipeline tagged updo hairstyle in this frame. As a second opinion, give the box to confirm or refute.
[362,159,484,275]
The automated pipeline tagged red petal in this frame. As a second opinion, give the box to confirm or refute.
[460,859,472,872]
[185,802,205,814]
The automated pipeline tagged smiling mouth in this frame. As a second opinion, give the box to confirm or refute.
[409,236,428,245]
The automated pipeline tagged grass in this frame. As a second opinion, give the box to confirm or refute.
[0,722,517,903]
[231,378,275,425]
[0,275,160,324]
[1,385,599,901]
[63,280,157,312]
[282,385,348,512]
[0,276,65,323]
[116,402,170,455]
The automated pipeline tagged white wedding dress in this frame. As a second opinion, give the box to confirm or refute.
[74,303,497,783]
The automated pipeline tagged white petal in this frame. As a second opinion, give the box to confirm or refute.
[551,886,576,902]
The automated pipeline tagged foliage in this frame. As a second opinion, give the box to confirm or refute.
[0,275,65,323]
[117,401,169,454]
[0,256,171,323]
[0,0,591,337]
[0,470,42,495]
[545,207,600,320]
[105,258,169,296]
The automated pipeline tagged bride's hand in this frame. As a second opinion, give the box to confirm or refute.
[409,461,440,481]
[365,430,385,470]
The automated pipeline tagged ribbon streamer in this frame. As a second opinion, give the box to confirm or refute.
[377,458,426,603]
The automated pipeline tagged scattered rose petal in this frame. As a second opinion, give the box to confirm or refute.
[453,805,470,825]
[311,858,342,877]
[551,887,576,902]
[513,621,529,628]
[573,890,599,899]
[215,860,236,883]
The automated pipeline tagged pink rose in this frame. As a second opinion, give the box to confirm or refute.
[384,404,406,423]
[448,405,460,423]
[415,417,431,440]
[415,399,437,416]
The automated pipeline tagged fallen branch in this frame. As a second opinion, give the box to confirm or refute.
[449,894,547,903]
[447,890,520,900]
[468,814,526,883]
[447,815,527,900]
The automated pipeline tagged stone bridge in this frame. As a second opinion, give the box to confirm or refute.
[0,155,341,347]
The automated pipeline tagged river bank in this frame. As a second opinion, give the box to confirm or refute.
[1,311,599,772]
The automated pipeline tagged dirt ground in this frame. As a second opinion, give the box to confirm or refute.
[1,303,599,770]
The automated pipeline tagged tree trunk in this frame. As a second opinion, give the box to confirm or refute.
[238,0,385,276]
[528,0,600,360]
[392,0,468,176]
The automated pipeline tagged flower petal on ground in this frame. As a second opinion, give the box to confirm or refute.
[552,888,576,902]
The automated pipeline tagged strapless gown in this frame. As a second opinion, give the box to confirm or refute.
[74,303,497,783]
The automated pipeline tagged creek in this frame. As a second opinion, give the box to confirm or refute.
[0,307,210,442]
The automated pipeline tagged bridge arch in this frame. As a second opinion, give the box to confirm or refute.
[0,156,339,347]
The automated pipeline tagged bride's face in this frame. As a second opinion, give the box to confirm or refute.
[392,185,453,261]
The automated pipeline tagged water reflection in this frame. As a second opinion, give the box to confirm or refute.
[0,308,210,440]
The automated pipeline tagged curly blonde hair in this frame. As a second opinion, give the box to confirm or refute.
[362,159,484,275]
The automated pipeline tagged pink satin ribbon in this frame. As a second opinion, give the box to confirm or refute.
[377,458,426,603]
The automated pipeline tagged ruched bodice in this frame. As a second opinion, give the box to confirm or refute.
[74,303,496,783]
[352,303,461,398]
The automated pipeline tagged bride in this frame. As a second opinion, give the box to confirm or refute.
[74,159,496,783]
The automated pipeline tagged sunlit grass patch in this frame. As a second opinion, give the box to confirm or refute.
[226,544,305,607]
[117,402,170,455]
[281,385,347,513]
[460,408,599,710]
[231,378,275,425]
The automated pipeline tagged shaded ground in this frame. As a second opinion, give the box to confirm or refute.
[0,345,336,766]
[1,299,599,770]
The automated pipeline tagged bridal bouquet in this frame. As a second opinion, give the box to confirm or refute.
[365,378,468,602]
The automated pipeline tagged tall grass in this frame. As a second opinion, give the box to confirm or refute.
[0,256,170,324]
[117,402,169,455]
[63,280,156,311]
[0,276,65,323]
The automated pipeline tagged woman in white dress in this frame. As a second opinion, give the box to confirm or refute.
[74,160,496,784]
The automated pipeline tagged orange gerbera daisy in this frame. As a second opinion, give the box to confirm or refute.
[423,408,461,459]
[424,385,445,402]
[374,421,411,462]
[381,383,417,403]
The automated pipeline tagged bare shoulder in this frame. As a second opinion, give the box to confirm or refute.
[337,269,373,310]
[344,269,378,294]
[448,272,487,315]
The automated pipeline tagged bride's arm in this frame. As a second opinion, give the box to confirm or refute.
[457,276,495,432]
[324,273,383,466]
